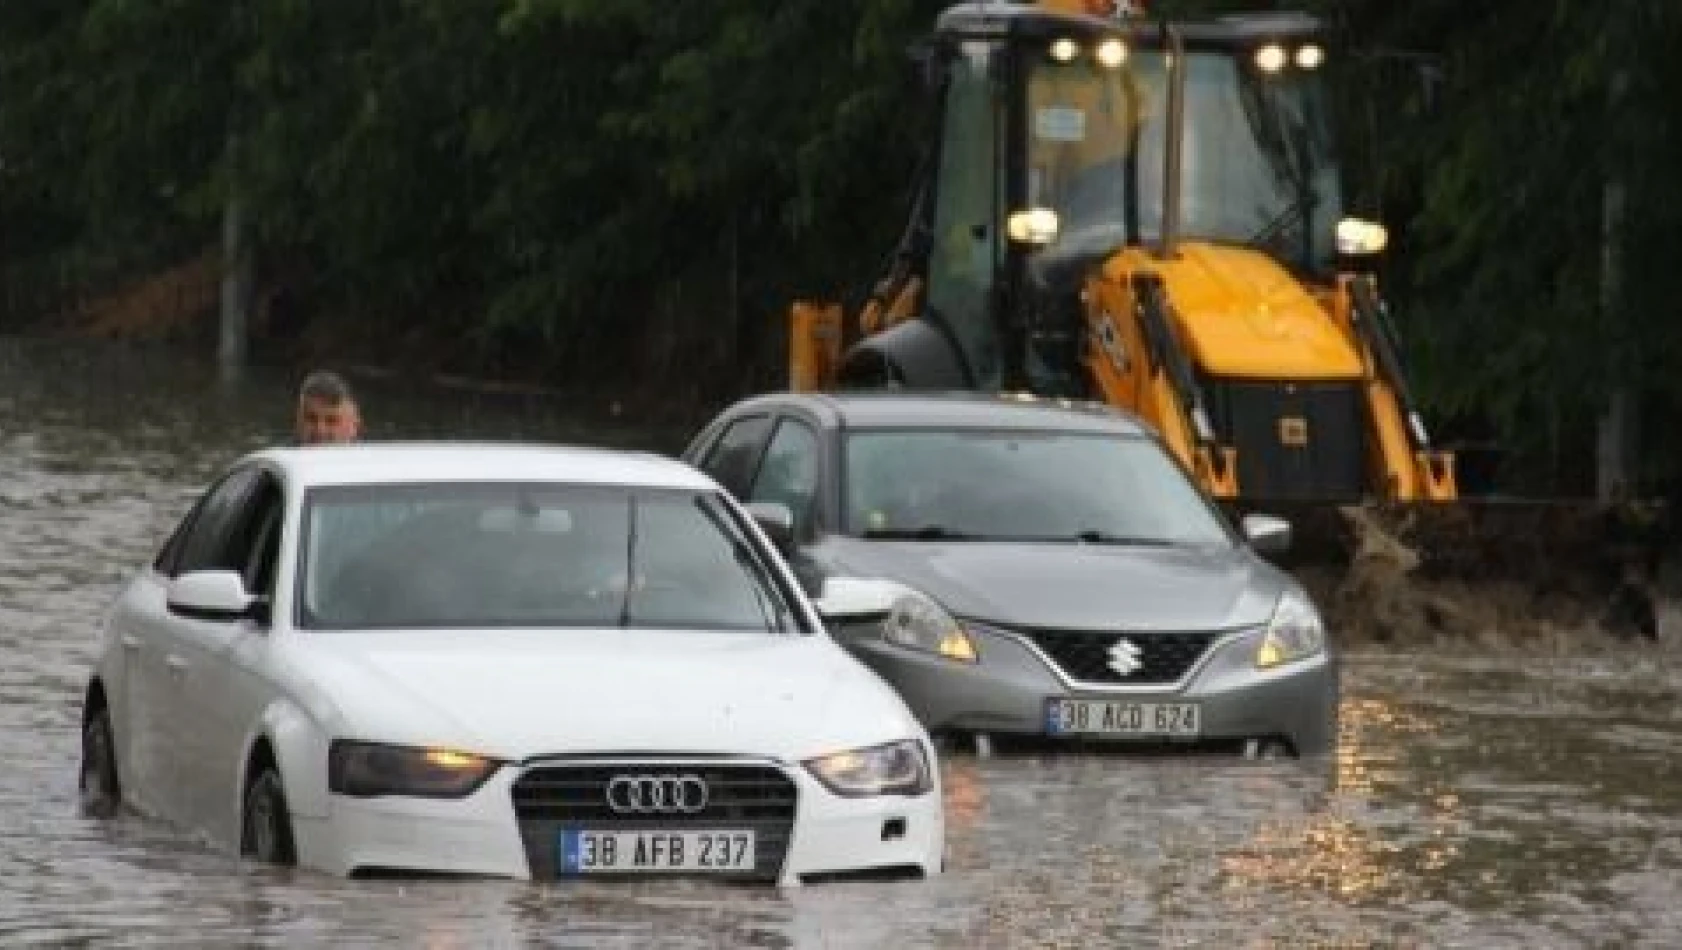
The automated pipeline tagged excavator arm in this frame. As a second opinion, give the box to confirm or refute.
[1340,275,1456,500]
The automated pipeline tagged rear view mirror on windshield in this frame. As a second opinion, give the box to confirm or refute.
[477,506,573,533]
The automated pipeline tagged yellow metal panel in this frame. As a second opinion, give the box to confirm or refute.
[1103,243,1365,379]
[789,302,843,391]
[1081,273,1238,498]
[1082,278,1149,414]
[1036,0,1116,15]
[1361,378,1418,499]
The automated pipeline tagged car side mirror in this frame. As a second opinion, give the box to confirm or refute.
[167,569,261,623]
[1241,513,1292,556]
[813,575,904,624]
[746,501,797,556]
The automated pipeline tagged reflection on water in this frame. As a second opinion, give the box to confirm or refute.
[2,338,1680,947]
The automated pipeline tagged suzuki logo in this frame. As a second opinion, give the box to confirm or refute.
[1107,638,1143,676]
[605,774,709,814]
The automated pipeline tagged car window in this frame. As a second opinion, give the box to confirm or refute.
[303,496,425,601]
[172,468,263,576]
[699,414,774,497]
[298,482,806,633]
[237,480,285,598]
[152,495,203,575]
[843,428,1233,545]
[747,419,820,538]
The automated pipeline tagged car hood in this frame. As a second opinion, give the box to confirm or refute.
[279,629,919,762]
[815,537,1287,630]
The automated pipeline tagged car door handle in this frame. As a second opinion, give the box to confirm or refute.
[165,655,190,675]
[120,634,142,651]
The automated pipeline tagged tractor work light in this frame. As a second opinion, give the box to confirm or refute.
[1254,44,1287,73]
[1007,207,1060,245]
[1295,44,1325,69]
[1050,38,1079,63]
[1336,218,1389,256]
[1095,39,1128,68]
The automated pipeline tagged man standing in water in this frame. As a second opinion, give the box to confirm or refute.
[294,370,362,445]
[292,370,373,597]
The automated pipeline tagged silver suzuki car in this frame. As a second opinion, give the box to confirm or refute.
[682,392,1337,760]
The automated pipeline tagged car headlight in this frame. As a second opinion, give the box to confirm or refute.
[1255,590,1326,669]
[803,739,933,798]
[328,740,502,799]
[884,592,978,662]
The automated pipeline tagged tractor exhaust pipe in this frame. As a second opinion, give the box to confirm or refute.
[1158,25,1186,260]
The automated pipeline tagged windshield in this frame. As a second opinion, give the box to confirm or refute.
[1131,47,1342,273]
[842,429,1232,545]
[298,483,802,632]
[1024,50,1138,261]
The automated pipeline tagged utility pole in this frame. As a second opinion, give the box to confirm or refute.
[218,134,251,381]
[1595,64,1634,503]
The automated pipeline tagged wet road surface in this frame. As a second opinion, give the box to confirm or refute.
[2,339,1679,947]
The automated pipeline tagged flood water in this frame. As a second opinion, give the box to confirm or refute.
[2,338,1679,948]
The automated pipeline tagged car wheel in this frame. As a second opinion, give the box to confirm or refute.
[79,708,122,819]
[242,766,297,866]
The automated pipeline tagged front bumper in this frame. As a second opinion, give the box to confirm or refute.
[293,756,943,886]
[845,625,1338,757]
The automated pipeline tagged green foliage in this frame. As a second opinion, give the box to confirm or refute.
[1,0,1680,491]
[1336,0,1682,491]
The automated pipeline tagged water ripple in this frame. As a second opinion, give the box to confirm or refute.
[2,338,1680,947]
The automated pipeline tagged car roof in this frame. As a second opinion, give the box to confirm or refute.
[247,442,714,491]
[741,391,1152,436]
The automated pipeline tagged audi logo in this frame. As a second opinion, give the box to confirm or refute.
[605,774,710,814]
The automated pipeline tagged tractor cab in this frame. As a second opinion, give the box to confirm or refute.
[841,3,1346,396]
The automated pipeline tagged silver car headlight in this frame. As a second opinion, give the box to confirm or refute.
[803,739,933,798]
[884,592,978,662]
[328,740,502,799]
[1255,590,1326,669]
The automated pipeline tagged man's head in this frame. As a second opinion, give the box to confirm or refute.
[295,370,362,445]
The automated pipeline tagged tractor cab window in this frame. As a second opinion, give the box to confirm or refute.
[1132,46,1343,275]
[1023,42,1138,262]
[926,41,1005,388]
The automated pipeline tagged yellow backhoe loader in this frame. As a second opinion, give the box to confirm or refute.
[792,0,1454,508]
[785,0,1668,638]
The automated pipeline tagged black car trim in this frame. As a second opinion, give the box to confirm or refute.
[983,621,1258,694]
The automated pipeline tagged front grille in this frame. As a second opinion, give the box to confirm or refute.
[512,762,797,881]
[1201,377,1367,502]
[1022,629,1219,685]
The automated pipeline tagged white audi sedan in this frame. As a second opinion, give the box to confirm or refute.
[78,443,944,885]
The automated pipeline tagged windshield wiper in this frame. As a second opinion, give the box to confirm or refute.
[1242,191,1317,253]
[859,525,980,542]
[1072,530,1176,546]
[617,497,637,628]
